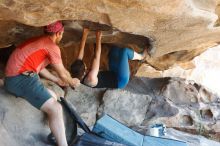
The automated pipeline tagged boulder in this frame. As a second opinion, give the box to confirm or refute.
[0,88,50,146]
[64,85,105,126]
[0,0,219,58]
[98,89,152,126]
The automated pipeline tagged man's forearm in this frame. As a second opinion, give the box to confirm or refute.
[58,69,75,86]
[39,68,59,83]
[59,72,71,85]
[52,63,80,88]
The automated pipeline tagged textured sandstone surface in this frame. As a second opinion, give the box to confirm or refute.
[126,77,220,142]
[137,46,220,97]
[0,1,220,145]
[0,0,219,79]
[64,85,105,126]
[0,77,220,146]
[0,0,220,57]
[98,89,152,126]
[0,89,50,146]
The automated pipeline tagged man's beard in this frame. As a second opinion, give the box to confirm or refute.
[56,39,61,44]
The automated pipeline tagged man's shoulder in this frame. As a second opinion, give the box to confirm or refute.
[17,36,43,49]
[40,36,60,50]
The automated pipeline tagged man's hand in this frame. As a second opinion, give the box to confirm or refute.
[70,78,81,88]
[56,79,69,87]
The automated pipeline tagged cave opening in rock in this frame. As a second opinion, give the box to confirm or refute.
[180,115,194,126]
[200,109,214,121]
[0,20,153,78]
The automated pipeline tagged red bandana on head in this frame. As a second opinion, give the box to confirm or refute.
[44,21,64,33]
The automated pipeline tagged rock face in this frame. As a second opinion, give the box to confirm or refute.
[137,46,220,97]
[98,89,152,126]
[0,0,219,92]
[165,128,220,146]
[0,0,220,57]
[0,1,220,71]
[127,77,220,142]
[64,85,105,126]
[0,89,50,146]
[0,0,220,145]
[0,77,220,146]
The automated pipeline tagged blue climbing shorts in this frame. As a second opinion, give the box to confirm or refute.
[4,73,52,110]
[108,47,134,88]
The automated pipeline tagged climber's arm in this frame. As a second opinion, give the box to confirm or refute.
[84,31,102,87]
[77,28,89,60]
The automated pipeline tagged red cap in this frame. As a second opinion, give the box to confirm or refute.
[44,21,64,33]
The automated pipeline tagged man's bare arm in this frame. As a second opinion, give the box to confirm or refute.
[39,68,59,83]
[39,68,68,87]
[51,63,80,88]
[77,28,89,60]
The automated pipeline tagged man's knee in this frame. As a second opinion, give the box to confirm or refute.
[46,102,62,116]
[41,98,62,115]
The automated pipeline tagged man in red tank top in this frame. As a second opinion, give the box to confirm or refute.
[4,21,79,146]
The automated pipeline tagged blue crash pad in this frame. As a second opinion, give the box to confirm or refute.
[93,114,143,146]
[92,115,187,146]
